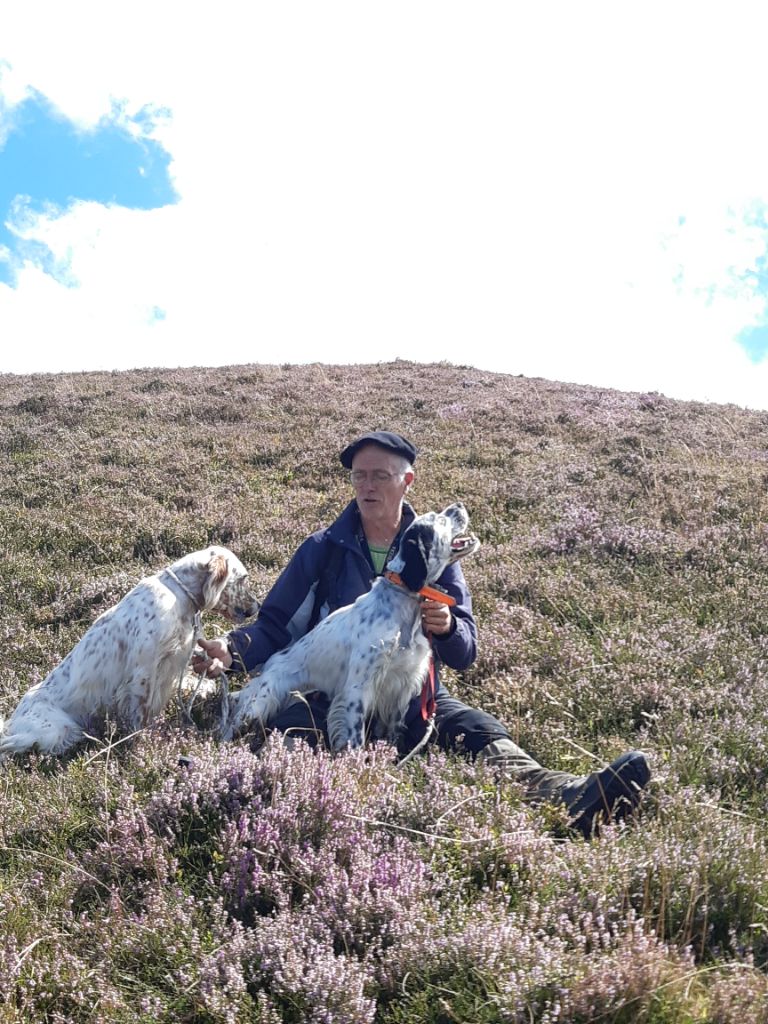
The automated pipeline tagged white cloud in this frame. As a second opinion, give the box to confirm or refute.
[2,1,768,407]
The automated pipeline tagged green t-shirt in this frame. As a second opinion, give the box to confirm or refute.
[369,544,389,575]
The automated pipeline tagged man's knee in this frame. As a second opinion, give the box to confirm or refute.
[433,695,514,756]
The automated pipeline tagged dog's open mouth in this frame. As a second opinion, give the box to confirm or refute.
[451,534,480,557]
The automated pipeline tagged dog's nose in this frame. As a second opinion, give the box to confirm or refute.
[235,599,261,621]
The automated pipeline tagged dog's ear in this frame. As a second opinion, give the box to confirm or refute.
[202,551,230,609]
[397,526,431,593]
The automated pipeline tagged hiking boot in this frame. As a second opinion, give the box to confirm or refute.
[478,739,651,838]
[559,750,651,837]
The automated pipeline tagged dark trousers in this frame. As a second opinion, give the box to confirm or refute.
[266,688,513,758]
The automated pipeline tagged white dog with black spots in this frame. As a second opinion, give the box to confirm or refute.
[0,546,260,758]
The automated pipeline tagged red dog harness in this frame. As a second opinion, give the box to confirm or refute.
[384,571,456,720]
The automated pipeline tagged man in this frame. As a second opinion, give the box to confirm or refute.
[195,431,650,836]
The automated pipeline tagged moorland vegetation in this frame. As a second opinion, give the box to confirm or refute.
[2,360,768,1022]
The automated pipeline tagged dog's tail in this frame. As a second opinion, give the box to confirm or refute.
[0,719,21,758]
[0,707,85,758]
[0,716,12,763]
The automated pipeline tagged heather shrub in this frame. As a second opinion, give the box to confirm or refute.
[705,965,768,1023]
[375,898,696,1023]
[5,362,768,1020]
[629,792,768,963]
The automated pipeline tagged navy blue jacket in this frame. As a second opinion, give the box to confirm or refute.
[227,500,478,683]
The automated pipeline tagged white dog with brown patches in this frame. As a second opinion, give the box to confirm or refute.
[0,546,259,758]
[222,503,480,751]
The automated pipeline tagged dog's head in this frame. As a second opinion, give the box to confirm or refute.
[177,546,260,622]
[386,503,480,593]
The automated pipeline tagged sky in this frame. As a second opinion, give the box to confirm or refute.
[2,3,768,410]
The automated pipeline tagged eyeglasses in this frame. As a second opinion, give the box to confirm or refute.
[349,469,404,485]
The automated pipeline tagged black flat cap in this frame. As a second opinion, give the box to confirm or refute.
[340,431,418,469]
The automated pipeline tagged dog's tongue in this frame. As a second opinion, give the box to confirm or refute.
[452,535,474,552]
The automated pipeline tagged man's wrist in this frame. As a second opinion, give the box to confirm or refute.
[224,637,243,673]
[434,616,456,640]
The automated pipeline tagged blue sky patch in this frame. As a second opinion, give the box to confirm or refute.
[0,92,177,285]
[737,323,768,364]
[736,248,768,363]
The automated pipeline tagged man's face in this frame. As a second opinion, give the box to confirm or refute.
[350,444,413,527]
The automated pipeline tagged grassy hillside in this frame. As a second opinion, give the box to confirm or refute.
[2,360,768,1022]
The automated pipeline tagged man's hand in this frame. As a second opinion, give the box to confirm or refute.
[192,637,233,677]
[421,599,453,638]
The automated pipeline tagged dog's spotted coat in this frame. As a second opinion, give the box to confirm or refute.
[223,503,480,750]
[0,546,259,758]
